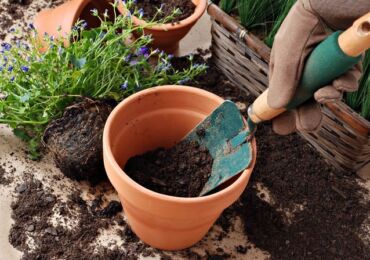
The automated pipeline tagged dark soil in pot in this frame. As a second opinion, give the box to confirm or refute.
[5,53,370,259]
[132,0,196,23]
[124,140,213,197]
[43,99,115,184]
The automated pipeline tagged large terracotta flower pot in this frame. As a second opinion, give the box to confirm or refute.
[117,0,207,53]
[103,86,257,250]
[34,0,114,46]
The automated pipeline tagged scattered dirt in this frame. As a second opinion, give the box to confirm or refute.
[4,53,370,259]
[0,165,12,185]
[132,0,196,23]
[9,174,149,259]
[196,57,370,259]
[0,0,64,41]
[43,99,115,184]
[125,140,213,197]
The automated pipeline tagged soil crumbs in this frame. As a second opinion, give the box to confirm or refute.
[192,57,370,259]
[133,0,196,23]
[125,140,213,197]
[4,54,370,260]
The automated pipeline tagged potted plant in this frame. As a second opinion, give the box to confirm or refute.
[34,0,115,47]
[0,4,206,182]
[103,85,257,250]
[208,1,370,177]
[117,0,207,53]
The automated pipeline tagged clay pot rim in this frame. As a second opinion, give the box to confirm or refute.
[103,85,257,203]
[117,0,207,31]
[63,0,97,33]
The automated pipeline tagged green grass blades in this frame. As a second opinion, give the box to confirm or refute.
[345,51,370,121]
[265,0,297,47]
[0,1,207,159]
[219,0,237,13]
[237,0,282,33]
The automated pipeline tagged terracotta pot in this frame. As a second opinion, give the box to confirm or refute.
[117,0,207,53]
[103,86,257,250]
[34,0,114,47]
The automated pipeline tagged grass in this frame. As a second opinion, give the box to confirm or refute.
[346,51,370,120]
[265,0,296,47]
[219,0,237,13]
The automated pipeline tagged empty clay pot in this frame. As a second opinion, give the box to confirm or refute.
[103,86,257,250]
[34,0,114,47]
[117,0,207,53]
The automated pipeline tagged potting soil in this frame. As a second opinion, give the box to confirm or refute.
[2,54,370,259]
[43,99,115,184]
[132,0,196,23]
[124,140,213,197]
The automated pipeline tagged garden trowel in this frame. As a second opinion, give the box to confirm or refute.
[183,100,253,196]
[191,12,370,196]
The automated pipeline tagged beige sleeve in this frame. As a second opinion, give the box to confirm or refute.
[306,0,370,30]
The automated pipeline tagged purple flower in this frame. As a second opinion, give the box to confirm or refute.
[21,66,29,72]
[10,76,15,82]
[49,36,54,41]
[81,21,88,29]
[9,28,15,32]
[103,9,109,18]
[129,59,139,66]
[124,54,132,62]
[120,81,128,90]
[177,77,190,85]
[138,8,144,18]
[8,65,13,72]
[91,8,98,16]
[167,54,174,60]
[136,47,149,56]
[157,63,171,72]
[1,43,12,51]
[29,23,35,30]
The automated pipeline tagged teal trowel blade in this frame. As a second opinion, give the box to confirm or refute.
[182,101,254,196]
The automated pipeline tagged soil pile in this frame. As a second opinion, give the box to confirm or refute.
[132,0,196,23]
[125,140,213,197]
[43,99,115,184]
[5,54,370,259]
[198,59,370,259]
[8,174,153,259]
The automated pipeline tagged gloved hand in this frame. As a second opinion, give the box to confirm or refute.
[268,0,369,135]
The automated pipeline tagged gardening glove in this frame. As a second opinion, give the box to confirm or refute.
[268,0,369,135]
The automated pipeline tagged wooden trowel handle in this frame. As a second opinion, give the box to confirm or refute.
[248,12,370,124]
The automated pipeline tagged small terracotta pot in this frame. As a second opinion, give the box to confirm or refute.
[117,0,207,53]
[103,86,257,250]
[34,0,114,47]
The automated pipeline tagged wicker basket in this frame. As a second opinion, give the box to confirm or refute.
[208,3,370,175]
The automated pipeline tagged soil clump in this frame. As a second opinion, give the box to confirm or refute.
[132,0,196,23]
[125,140,213,197]
[43,99,115,184]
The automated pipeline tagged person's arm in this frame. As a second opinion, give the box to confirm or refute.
[268,0,369,135]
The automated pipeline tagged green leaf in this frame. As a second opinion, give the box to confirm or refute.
[71,55,87,69]
[13,128,31,142]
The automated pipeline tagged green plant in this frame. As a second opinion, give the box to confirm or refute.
[265,0,296,47]
[237,0,281,33]
[0,0,207,159]
[219,0,237,13]
[346,51,370,120]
